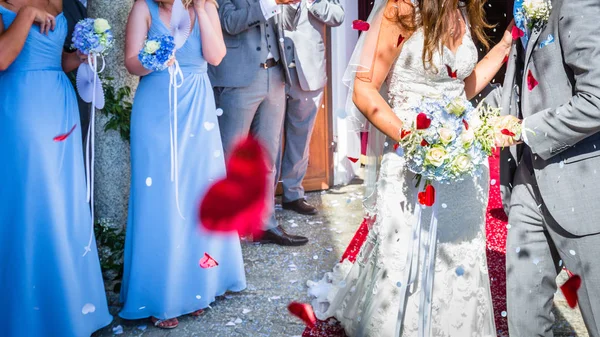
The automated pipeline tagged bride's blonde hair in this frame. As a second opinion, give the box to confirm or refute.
[181,0,219,8]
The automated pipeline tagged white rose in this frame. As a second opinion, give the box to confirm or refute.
[425,147,447,167]
[469,114,483,131]
[461,128,475,147]
[144,40,160,54]
[438,128,455,146]
[94,18,111,34]
[453,154,473,173]
[447,97,467,117]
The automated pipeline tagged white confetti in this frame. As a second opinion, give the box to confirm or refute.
[138,306,146,310]
[501,311,507,318]
[226,321,236,326]
[234,317,243,324]
[559,161,565,168]
[145,177,152,186]
[559,260,563,267]
[506,224,512,229]
[290,280,298,284]
[325,247,333,252]
[204,122,215,131]
[313,255,319,260]
[213,150,221,158]
[269,296,281,301]
[112,325,123,335]
[215,108,224,116]
[137,325,147,331]
[279,38,284,43]
[196,295,202,299]
[516,247,521,253]
[291,223,298,228]
[81,303,96,315]
[570,250,576,256]
[533,258,540,265]
[490,179,497,186]
[384,142,389,147]
[243,308,252,314]
[441,203,447,209]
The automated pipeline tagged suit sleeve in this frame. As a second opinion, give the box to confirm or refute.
[217,0,268,35]
[307,0,344,27]
[524,0,600,160]
[281,4,301,31]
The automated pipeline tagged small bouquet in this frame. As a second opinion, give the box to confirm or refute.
[72,18,114,55]
[398,96,500,204]
[520,0,552,30]
[138,35,176,72]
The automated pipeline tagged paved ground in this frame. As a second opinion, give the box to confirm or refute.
[93,183,588,337]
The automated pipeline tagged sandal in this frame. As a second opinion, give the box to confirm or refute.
[190,309,205,317]
[151,316,179,329]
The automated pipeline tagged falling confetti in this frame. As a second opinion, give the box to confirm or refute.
[490,179,497,186]
[352,20,370,31]
[53,124,77,142]
[199,253,219,269]
[215,108,223,116]
[112,325,123,335]
[204,122,215,131]
[561,270,581,309]
[242,308,252,314]
[527,70,538,91]
[501,311,508,318]
[81,303,96,315]
[446,65,457,79]
[288,302,317,328]
[145,177,152,186]
[196,295,201,299]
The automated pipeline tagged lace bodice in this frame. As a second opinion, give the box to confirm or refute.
[387,21,478,124]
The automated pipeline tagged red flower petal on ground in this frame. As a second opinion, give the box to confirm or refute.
[199,137,269,238]
[463,119,469,130]
[511,26,524,40]
[352,20,370,31]
[527,70,538,91]
[418,184,435,206]
[416,113,432,130]
[288,302,317,328]
[446,65,458,79]
[561,270,582,309]
[53,124,77,142]
[347,157,359,163]
[421,139,429,146]
[501,129,516,137]
[397,34,405,47]
[199,253,219,269]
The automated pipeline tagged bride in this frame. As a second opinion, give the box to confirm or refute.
[308,0,513,336]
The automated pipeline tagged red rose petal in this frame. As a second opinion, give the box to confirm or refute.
[199,253,219,269]
[420,139,429,146]
[352,20,370,32]
[416,113,432,130]
[463,119,469,130]
[418,184,435,206]
[400,129,411,139]
[446,65,457,79]
[397,34,405,47]
[53,124,77,142]
[199,137,269,238]
[393,143,400,151]
[347,157,359,163]
[503,55,509,64]
[527,70,538,91]
[501,129,516,137]
[560,271,581,309]
[288,302,317,328]
[511,26,524,40]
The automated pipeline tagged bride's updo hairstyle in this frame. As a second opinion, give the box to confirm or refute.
[387,0,492,71]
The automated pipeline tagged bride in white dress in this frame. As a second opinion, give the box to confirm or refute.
[308,0,514,336]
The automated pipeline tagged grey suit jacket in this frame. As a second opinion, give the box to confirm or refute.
[208,0,291,88]
[281,0,344,91]
[496,0,600,236]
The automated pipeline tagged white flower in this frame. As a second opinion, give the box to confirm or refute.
[523,0,552,27]
[461,128,475,147]
[425,147,447,167]
[469,114,483,131]
[144,40,160,54]
[438,128,455,146]
[447,97,467,117]
[94,18,111,34]
[452,154,473,173]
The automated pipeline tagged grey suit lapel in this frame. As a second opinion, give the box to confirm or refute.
[524,27,543,71]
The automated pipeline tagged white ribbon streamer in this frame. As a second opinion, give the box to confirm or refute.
[168,60,185,219]
[83,53,105,256]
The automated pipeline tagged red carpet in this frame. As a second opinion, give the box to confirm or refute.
[303,150,509,336]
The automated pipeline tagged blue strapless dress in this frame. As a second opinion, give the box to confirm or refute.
[0,6,112,337]
[119,0,246,320]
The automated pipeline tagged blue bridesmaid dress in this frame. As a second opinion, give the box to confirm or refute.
[0,6,112,337]
[119,0,246,320]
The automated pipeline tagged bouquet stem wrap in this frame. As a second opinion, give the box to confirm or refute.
[83,54,105,256]
[168,60,185,219]
[394,183,439,337]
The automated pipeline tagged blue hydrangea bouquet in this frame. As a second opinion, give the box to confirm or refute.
[139,35,176,72]
[397,96,499,204]
[71,18,114,55]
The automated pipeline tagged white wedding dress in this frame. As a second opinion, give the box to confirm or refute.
[307,11,497,337]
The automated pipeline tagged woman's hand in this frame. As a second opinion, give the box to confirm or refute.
[77,50,88,64]
[22,6,56,35]
[501,19,515,49]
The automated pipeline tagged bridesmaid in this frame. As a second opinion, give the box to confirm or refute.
[120,0,246,329]
[0,0,112,336]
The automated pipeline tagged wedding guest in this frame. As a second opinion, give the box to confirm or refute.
[277,0,343,215]
[209,0,309,246]
[120,0,246,329]
[0,0,112,336]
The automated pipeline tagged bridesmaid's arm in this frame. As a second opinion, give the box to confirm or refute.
[195,0,226,66]
[464,20,513,100]
[62,50,82,73]
[124,0,152,76]
[0,6,41,71]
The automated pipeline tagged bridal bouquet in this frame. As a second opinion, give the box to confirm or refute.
[71,18,114,55]
[398,96,499,202]
[139,35,176,72]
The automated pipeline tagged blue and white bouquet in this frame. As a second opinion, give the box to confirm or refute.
[398,96,499,188]
[72,18,113,55]
[138,35,176,72]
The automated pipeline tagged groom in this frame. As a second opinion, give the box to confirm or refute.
[494,0,600,336]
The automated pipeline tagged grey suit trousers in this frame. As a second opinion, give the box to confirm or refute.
[276,67,324,202]
[214,65,286,230]
[507,147,600,337]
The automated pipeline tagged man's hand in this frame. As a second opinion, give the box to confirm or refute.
[493,115,523,148]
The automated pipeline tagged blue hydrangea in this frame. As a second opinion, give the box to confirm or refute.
[71,18,113,55]
[138,35,176,72]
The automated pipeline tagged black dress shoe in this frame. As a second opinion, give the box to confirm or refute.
[282,199,318,215]
[255,225,309,246]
